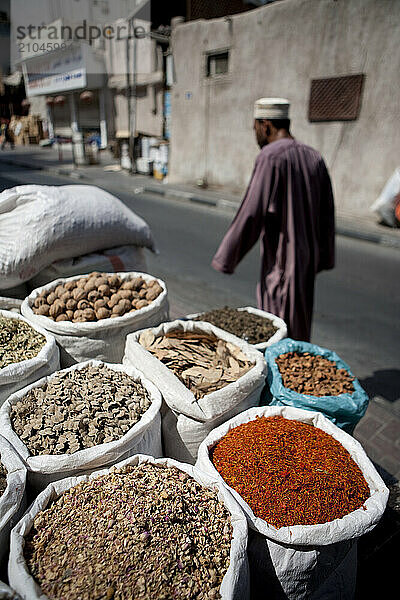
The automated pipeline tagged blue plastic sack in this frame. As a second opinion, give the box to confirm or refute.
[263,338,369,433]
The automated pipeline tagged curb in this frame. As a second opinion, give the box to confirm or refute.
[1,156,399,250]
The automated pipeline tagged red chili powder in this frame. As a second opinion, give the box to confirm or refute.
[211,416,370,528]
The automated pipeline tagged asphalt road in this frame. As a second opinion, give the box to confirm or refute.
[1,164,399,415]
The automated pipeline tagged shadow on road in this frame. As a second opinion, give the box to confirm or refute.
[359,369,400,404]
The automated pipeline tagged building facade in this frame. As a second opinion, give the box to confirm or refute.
[169,0,400,209]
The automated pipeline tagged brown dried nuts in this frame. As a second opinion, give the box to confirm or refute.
[32,272,163,323]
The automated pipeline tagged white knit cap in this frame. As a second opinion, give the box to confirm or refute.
[254,97,290,120]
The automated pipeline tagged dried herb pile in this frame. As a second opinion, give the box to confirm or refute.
[25,463,233,600]
[10,364,151,456]
[276,352,355,396]
[195,307,277,345]
[31,272,163,322]
[139,329,254,400]
[0,458,7,497]
[212,415,370,528]
[0,316,46,369]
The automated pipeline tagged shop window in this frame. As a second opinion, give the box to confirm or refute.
[308,74,365,122]
[206,51,229,77]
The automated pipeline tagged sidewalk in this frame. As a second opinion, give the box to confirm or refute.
[1,145,399,250]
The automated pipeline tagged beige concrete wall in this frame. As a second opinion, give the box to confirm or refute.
[169,0,400,209]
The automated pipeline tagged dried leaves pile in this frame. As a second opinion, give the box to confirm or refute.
[0,458,7,497]
[276,352,355,396]
[31,272,163,323]
[139,329,254,400]
[10,364,151,456]
[25,463,233,600]
[195,306,278,345]
[0,316,46,369]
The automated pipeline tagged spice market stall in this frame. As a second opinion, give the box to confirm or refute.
[197,405,389,600]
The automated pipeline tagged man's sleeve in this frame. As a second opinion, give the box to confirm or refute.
[317,160,335,272]
[212,156,278,274]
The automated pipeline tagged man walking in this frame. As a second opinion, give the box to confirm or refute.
[212,98,335,341]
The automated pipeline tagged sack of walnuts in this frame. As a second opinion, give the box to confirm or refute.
[21,272,169,367]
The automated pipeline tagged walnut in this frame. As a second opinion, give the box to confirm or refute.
[49,299,65,318]
[135,299,148,310]
[34,296,47,308]
[108,275,121,288]
[119,289,132,300]
[146,288,159,302]
[46,292,57,305]
[73,310,83,321]
[118,299,132,314]
[96,307,111,320]
[95,276,108,288]
[61,291,71,303]
[37,304,50,316]
[56,314,69,322]
[121,280,136,291]
[72,287,86,301]
[108,293,122,308]
[64,280,77,291]
[55,285,66,298]
[84,279,97,293]
[66,310,74,320]
[152,283,163,296]
[131,277,144,291]
[82,308,96,321]
[139,288,147,299]
[98,284,110,297]
[87,289,101,303]
[77,299,91,310]
[94,298,107,311]
[66,298,77,311]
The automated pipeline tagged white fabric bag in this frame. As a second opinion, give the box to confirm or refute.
[21,272,169,367]
[0,435,26,568]
[0,310,59,408]
[29,245,148,289]
[0,184,156,288]
[0,361,163,493]
[123,320,268,464]
[370,167,400,227]
[0,581,21,599]
[196,405,389,600]
[9,454,249,600]
[186,307,287,351]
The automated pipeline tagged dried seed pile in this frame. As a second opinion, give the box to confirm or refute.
[10,364,151,456]
[0,459,7,497]
[276,352,355,396]
[139,329,253,400]
[31,272,163,323]
[212,416,370,528]
[195,307,277,345]
[0,316,46,369]
[25,463,233,600]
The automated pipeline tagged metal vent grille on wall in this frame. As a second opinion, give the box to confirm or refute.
[308,74,365,122]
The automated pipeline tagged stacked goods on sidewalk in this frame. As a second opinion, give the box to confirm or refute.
[263,338,369,432]
[123,320,268,463]
[9,455,249,600]
[8,116,44,146]
[196,406,388,599]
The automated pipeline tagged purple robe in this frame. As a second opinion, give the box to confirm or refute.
[211,138,335,341]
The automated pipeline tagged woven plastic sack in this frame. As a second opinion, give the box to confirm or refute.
[0,310,59,408]
[263,338,369,432]
[0,361,162,493]
[29,245,148,289]
[21,272,169,367]
[0,184,155,288]
[0,435,26,569]
[186,307,287,351]
[197,405,389,600]
[123,320,268,464]
[9,454,249,600]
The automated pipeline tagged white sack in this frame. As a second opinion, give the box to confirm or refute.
[123,320,268,464]
[0,299,22,313]
[0,581,21,599]
[197,405,389,600]
[0,310,59,408]
[21,272,169,367]
[0,184,156,288]
[0,435,26,568]
[370,167,400,227]
[9,454,249,600]
[186,307,287,351]
[0,361,163,493]
[29,245,148,289]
